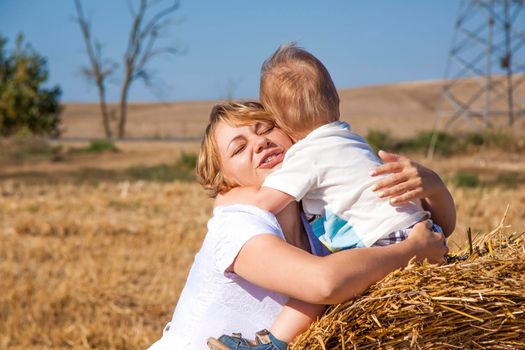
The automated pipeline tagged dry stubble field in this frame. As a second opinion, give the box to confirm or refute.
[1,151,525,349]
[2,80,525,349]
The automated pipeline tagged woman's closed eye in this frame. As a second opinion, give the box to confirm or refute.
[256,123,274,135]
[232,143,246,156]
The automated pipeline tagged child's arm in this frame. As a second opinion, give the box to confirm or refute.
[370,150,456,237]
[216,186,296,215]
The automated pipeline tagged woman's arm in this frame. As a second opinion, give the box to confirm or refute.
[370,150,456,236]
[232,221,447,305]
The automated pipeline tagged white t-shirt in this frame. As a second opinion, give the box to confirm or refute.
[263,121,429,250]
[147,205,329,350]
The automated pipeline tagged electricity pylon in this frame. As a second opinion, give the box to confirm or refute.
[438,0,525,129]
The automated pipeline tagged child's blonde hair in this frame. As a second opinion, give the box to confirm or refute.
[260,43,340,139]
[196,101,274,197]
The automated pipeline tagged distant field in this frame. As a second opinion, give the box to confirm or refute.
[61,78,525,140]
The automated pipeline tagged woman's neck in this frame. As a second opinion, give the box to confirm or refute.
[276,202,310,252]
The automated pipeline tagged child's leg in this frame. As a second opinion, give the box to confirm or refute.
[269,298,326,343]
[207,299,325,350]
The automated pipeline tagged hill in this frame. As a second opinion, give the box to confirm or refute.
[60,78,525,140]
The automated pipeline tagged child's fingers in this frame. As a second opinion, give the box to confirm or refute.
[370,162,403,177]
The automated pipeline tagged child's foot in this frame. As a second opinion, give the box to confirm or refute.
[207,329,287,350]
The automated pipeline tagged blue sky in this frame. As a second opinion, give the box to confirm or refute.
[0,1,457,102]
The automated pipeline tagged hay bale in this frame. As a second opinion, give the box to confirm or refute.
[292,217,525,350]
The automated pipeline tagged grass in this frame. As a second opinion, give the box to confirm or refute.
[450,172,480,188]
[0,161,197,184]
[1,179,524,349]
[79,139,119,153]
[126,163,193,182]
[365,129,525,156]
[445,171,525,189]
[0,137,63,163]
[0,137,119,164]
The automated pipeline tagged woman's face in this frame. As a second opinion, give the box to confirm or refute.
[215,121,293,188]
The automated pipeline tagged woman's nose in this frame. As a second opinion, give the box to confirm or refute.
[254,136,271,153]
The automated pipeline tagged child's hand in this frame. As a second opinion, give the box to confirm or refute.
[370,150,445,205]
[215,186,294,214]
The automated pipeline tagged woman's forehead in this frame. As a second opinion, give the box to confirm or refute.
[214,122,252,150]
[216,119,270,137]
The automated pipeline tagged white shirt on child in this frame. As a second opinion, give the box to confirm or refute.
[263,121,429,250]
[147,204,329,350]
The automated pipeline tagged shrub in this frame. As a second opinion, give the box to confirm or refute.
[83,139,119,153]
[452,172,480,188]
[401,131,462,156]
[464,131,485,147]
[0,34,62,137]
[365,130,395,153]
[175,152,197,172]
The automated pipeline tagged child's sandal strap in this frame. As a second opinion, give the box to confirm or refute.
[255,329,272,345]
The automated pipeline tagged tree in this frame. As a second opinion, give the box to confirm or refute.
[74,0,182,139]
[0,34,62,137]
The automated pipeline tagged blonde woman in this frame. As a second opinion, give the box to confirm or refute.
[148,101,449,350]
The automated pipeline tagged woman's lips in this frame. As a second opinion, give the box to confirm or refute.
[258,151,284,169]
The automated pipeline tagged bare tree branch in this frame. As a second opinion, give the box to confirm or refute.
[117,0,182,138]
[74,0,114,138]
[125,0,137,17]
[140,0,180,41]
[75,0,183,139]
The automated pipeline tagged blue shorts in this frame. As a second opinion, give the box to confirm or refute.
[374,221,444,247]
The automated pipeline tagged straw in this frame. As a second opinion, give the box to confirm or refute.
[291,216,525,350]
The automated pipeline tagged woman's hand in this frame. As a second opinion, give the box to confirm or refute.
[370,150,456,236]
[407,220,448,264]
[370,150,444,205]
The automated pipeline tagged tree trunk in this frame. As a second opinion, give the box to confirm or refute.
[118,76,131,139]
[97,79,113,138]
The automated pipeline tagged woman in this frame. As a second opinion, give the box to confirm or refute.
[148,101,450,350]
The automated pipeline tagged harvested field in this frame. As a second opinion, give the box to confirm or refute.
[1,176,524,349]
[0,181,212,349]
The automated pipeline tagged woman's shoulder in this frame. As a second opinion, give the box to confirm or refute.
[205,205,285,273]
[208,204,284,239]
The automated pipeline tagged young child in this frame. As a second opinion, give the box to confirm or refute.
[207,43,454,350]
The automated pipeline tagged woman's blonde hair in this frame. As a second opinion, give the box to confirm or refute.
[196,101,274,197]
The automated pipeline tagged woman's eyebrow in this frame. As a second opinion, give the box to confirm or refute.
[227,135,245,152]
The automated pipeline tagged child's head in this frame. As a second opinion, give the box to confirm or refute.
[260,43,340,139]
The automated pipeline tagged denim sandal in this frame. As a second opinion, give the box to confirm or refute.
[207,329,287,350]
